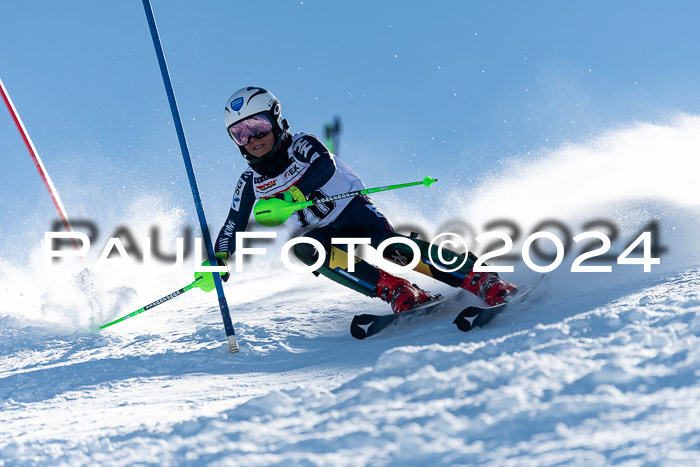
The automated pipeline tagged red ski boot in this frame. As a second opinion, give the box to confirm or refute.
[376,270,434,313]
[461,270,517,306]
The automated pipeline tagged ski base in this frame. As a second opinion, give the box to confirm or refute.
[350,290,464,340]
[350,275,546,339]
[453,274,546,332]
[453,302,507,332]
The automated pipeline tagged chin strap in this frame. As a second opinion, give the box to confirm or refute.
[267,130,287,155]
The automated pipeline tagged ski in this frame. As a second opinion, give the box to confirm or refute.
[350,290,465,340]
[453,274,546,332]
[452,302,508,332]
[351,275,546,339]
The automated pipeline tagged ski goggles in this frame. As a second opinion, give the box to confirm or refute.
[228,113,274,146]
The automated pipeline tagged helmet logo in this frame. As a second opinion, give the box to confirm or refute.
[230,97,244,112]
[273,103,281,116]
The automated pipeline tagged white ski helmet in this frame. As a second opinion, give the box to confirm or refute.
[224,86,290,175]
[225,87,288,141]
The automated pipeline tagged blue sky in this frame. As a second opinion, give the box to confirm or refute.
[2,1,700,262]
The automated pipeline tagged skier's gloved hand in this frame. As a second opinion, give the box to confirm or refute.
[271,186,306,203]
[194,252,230,292]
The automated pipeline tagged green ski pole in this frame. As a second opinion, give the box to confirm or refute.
[97,257,227,330]
[99,280,200,330]
[254,176,438,227]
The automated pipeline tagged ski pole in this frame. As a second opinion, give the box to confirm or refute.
[1,76,82,254]
[98,280,200,330]
[254,176,438,227]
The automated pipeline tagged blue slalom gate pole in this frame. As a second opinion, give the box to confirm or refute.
[142,0,239,353]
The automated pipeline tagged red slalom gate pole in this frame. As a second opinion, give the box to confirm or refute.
[0,76,81,252]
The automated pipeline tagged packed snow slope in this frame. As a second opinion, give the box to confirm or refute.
[1,116,700,465]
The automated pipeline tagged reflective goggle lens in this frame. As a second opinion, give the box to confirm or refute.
[228,114,273,146]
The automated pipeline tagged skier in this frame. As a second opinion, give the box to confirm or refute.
[206,86,516,313]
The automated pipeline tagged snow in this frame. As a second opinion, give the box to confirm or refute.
[2,117,700,465]
[2,269,699,465]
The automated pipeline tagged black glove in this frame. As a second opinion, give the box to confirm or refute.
[214,252,230,283]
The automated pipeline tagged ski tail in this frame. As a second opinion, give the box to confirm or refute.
[453,274,547,332]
